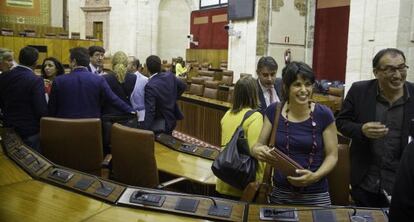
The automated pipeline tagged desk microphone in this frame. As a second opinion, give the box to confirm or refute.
[92,175,114,197]
[268,205,357,216]
[131,189,217,207]
[93,175,107,189]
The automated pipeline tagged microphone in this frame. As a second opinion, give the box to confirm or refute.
[129,190,234,218]
[131,189,217,207]
[260,205,387,221]
[93,175,114,197]
[268,205,357,216]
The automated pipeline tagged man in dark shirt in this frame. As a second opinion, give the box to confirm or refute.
[389,141,414,221]
[336,48,414,207]
[143,55,186,134]
[87,46,105,75]
[255,56,282,113]
[48,47,133,118]
[0,46,47,152]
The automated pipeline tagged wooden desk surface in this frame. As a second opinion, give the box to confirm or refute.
[0,180,111,222]
[0,143,217,222]
[86,206,211,222]
[155,142,216,185]
[0,154,32,186]
[248,204,387,222]
[181,93,231,109]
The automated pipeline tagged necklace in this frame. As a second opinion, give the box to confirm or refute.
[284,101,317,170]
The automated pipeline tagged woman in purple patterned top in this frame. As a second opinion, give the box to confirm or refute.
[252,61,338,206]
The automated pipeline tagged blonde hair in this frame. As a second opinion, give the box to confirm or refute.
[111,51,128,82]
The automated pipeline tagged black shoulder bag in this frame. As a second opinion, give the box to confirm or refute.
[211,110,258,190]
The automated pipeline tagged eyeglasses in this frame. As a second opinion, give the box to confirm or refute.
[377,64,409,75]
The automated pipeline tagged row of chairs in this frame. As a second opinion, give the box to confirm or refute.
[40,118,183,189]
[39,117,351,205]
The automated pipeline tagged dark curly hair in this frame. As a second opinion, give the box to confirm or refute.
[40,57,65,79]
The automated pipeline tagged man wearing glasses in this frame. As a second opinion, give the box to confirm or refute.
[337,48,414,207]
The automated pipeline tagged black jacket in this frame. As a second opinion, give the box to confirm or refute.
[389,142,414,222]
[257,78,283,114]
[336,79,414,187]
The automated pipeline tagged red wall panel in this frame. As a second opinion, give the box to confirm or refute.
[313,6,350,81]
[190,7,228,49]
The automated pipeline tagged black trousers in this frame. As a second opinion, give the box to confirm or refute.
[351,186,390,207]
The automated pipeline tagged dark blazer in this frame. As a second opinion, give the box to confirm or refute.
[0,66,47,137]
[124,73,137,100]
[389,142,414,222]
[48,67,132,118]
[336,79,414,187]
[257,78,283,113]
[143,72,186,134]
[102,73,136,115]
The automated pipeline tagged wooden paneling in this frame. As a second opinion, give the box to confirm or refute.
[0,36,14,51]
[186,49,228,69]
[0,36,103,65]
[176,93,230,147]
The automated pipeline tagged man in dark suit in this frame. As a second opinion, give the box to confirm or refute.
[0,46,47,152]
[256,56,282,113]
[389,141,414,221]
[48,47,133,118]
[143,55,186,134]
[87,46,105,75]
[336,48,414,207]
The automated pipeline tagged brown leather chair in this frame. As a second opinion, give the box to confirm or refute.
[221,75,232,85]
[203,80,220,99]
[189,77,205,96]
[111,124,158,187]
[201,76,214,82]
[327,144,350,205]
[199,70,215,77]
[228,86,234,102]
[111,123,186,188]
[240,73,252,78]
[40,117,105,176]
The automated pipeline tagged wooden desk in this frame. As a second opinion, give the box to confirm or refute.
[0,180,111,222]
[0,154,32,186]
[248,204,388,222]
[0,36,103,65]
[177,93,230,147]
[87,206,209,222]
[155,142,216,185]
[0,144,220,222]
